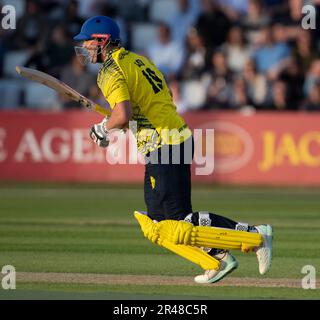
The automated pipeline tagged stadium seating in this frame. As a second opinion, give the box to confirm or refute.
[180,80,207,110]
[131,23,158,52]
[0,79,23,109]
[24,82,59,109]
[149,0,178,23]
[3,51,29,78]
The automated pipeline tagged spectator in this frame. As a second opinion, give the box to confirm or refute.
[221,25,251,73]
[271,0,302,25]
[39,0,67,20]
[100,3,128,47]
[76,0,108,19]
[271,23,289,45]
[180,28,209,80]
[166,0,201,44]
[195,0,231,50]
[44,24,74,77]
[60,0,84,37]
[252,25,291,80]
[228,77,254,109]
[114,0,149,22]
[146,23,185,81]
[241,0,270,46]
[0,29,9,78]
[302,82,320,111]
[303,59,320,97]
[262,0,289,22]
[60,55,96,109]
[242,59,268,107]
[268,79,297,110]
[0,0,318,112]
[279,56,305,107]
[39,0,66,12]
[205,50,233,109]
[78,2,128,46]
[12,0,47,51]
[287,0,303,25]
[312,0,320,50]
[218,0,249,21]
[168,80,189,114]
[293,30,318,75]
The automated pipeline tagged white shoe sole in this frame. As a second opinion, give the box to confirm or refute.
[257,225,273,275]
[194,260,238,284]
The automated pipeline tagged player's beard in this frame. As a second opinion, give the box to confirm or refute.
[96,46,104,63]
[74,46,92,65]
[90,51,98,64]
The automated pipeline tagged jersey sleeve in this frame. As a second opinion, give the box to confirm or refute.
[98,64,130,109]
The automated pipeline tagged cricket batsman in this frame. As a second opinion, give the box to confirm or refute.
[73,16,273,284]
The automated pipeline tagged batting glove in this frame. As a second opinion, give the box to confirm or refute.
[90,117,110,148]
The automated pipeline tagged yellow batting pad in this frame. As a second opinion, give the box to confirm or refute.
[156,219,193,244]
[134,212,220,270]
[134,211,159,243]
[156,219,263,253]
[159,239,220,270]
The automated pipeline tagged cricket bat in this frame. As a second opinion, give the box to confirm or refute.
[16,66,111,117]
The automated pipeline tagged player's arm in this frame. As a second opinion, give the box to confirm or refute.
[90,71,132,148]
[90,101,132,148]
[105,100,132,131]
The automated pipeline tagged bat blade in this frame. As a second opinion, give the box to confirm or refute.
[16,66,110,117]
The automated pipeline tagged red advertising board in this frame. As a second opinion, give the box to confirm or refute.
[0,110,320,185]
[183,112,320,185]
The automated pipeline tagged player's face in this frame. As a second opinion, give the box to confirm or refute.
[74,40,100,65]
[82,40,99,63]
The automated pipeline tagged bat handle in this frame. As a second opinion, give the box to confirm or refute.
[94,104,112,117]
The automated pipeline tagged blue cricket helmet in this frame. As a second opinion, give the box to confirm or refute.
[73,15,120,42]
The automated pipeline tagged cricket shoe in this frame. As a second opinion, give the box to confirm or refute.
[194,251,238,284]
[255,224,273,275]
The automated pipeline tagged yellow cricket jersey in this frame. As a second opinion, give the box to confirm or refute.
[97,47,192,154]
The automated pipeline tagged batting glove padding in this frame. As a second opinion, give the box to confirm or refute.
[90,117,110,148]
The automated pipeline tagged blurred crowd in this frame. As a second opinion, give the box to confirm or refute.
[0,0,320,112]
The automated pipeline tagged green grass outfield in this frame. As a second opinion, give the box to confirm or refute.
[0,183,319,299]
